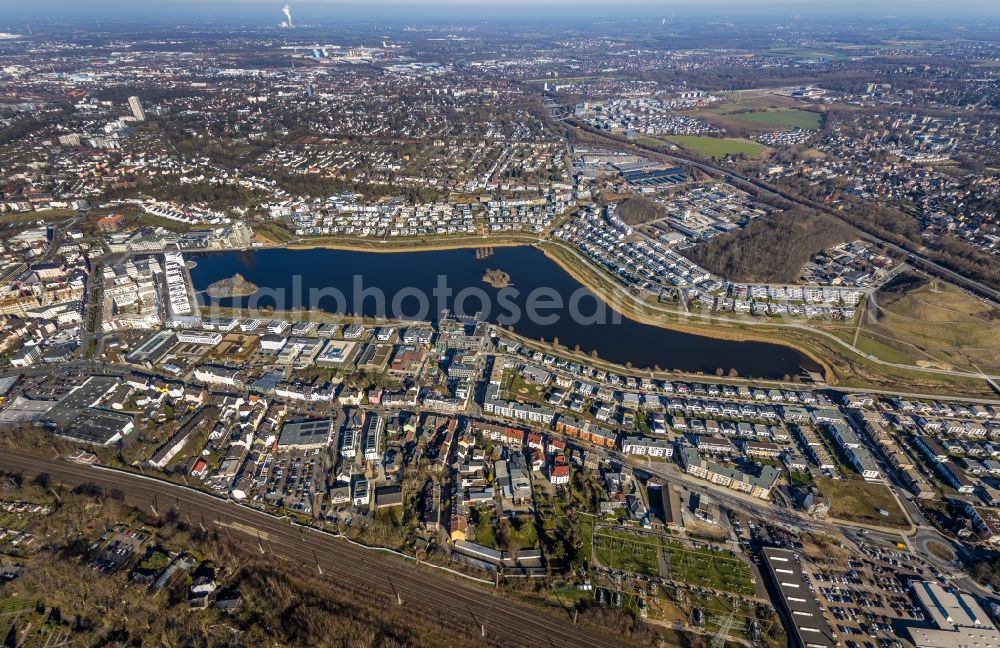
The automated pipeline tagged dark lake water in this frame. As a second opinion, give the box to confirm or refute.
[189,246,817,379]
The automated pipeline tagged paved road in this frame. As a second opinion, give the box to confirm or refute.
[521,413,998,599]
[0,451,637,648]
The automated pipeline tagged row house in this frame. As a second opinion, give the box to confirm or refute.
[482,396,556,426]
[621,436,674,458]
[677,446,779,500]
[553,416,618,449]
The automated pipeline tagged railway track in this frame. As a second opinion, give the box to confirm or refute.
[0,451,638,648]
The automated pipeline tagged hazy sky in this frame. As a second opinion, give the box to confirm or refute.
[5,0,1000,22]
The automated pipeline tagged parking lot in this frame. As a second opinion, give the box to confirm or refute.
[255,448,331,515]
[808,541,938,648]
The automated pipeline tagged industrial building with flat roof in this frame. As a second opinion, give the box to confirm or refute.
[124,330,177,365]
[761,547,835,648]
[907,580,1000,648]
[277,418,333,449]
[316,339,357,366]
[40,376,135,446]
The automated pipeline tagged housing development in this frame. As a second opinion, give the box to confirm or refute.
[0,3,998,647]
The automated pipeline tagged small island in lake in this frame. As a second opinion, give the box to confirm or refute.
[482,268,512,289]
[206,273,258,298]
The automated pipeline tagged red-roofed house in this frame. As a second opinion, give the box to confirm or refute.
[549,464,570,485]
[97,213,125,232]
[500,427,524,447]
[191,458,209,478]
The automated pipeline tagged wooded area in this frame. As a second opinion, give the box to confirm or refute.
[780,177,1000,290]
[102,179,267,211]
[686,207,856,283]
[616,196,665,226]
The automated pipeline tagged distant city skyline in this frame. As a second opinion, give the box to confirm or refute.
[4,0,1000,23]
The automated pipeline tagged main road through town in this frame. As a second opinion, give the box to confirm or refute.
[0,451,637,648]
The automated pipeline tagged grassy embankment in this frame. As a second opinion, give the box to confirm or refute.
[218,222,999,397]
[818,273,1000,377]
[538,240,999,397]
[265,232,541,253]
[0,208,78,225]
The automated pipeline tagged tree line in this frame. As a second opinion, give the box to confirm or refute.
[781,177,1000,291]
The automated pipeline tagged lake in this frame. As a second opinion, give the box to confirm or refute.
[189,246,817,379]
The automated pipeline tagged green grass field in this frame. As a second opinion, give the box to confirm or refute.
[815,478,910,528]
[579,514,595,565]
[634,135,671,149]
[0,595,33,616]
[663,541,754,596]
[474,507,499,549]
[503,516,539,550]
[868,275,1000,373]
[729,109,823,130]
[666,135,768,158]
[766,48,851,61]
[593,530,754,594]
[819,273,1000,375]
[507,373,546,402]
[594,532,660,575]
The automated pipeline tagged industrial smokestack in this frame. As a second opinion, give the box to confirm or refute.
[282,4,293,28]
